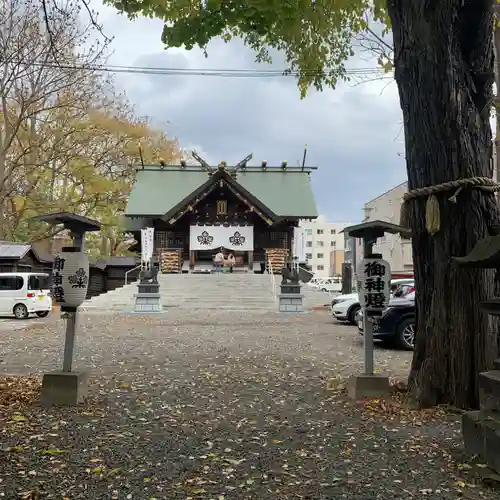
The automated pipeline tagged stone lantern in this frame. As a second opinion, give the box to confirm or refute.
[36,212,101,406]
[342,220,411,400]
[454,235,500,473]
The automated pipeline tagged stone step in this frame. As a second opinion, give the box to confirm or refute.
[479,370,500,412]
[81,304,278,313]
[462,410,500,473]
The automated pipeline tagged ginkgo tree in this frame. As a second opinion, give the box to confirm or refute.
[106,0,499,409]
[1,0,181,256]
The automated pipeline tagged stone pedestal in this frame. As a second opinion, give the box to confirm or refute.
[133,282,163,313]
[347,373,390,400]
[41,370,89,406]
[278,293,303,312]
[462,361,500,473]
[280,284,301,295]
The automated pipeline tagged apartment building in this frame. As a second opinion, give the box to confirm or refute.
[363,181,413,273]
[298,216,352,277]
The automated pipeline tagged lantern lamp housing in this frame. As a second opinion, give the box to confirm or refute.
[52,248,90,310]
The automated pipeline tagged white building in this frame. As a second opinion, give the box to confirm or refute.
[363,181,413,273]
[299,216,352,277]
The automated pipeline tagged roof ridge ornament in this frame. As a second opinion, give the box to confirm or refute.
[191,150,213,174]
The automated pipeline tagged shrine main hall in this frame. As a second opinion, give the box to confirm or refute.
[122,153,318,273]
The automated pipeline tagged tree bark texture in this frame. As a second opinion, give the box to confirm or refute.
[388,0,499,409]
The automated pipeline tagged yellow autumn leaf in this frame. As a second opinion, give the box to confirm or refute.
[11,414,27,422]
[454,481,466,488]
[270,439,283,444]
[41,448,67,455]
[8,445,24,452]
[89,458,104,463]
[90,467,103,474]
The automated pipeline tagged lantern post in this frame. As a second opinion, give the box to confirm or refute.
[36,212,101,406]
[342,220,411,400]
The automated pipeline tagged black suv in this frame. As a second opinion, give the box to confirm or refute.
[357,299,415,350]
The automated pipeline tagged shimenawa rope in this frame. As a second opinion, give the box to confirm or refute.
[399,176,500,235]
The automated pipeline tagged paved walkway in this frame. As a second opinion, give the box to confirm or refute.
[0,310,496,499]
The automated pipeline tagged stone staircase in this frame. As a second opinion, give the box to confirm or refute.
[81,272,334,313]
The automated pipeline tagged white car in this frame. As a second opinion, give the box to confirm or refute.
[331,278,414,325]
[318,277,342,293]
[331,293,361,324]
[0,273,52,319]
[307,277,325,289]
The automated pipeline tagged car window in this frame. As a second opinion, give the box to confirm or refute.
[0,276,23,291]
[28,275,50,291]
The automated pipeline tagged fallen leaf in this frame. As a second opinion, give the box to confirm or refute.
[11,414,27,422]
[41,449,67,455]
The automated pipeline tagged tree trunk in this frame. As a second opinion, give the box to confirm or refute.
[388,0,499,409]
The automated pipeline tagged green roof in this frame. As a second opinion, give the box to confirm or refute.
[126,168,208,217]
[236,170,317,218]
[125,166,318,219]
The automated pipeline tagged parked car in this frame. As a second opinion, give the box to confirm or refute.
[357,294,416,350]
[0,273,52,319]
[307,277,326,289]
[318,277,342,293]
[331,278,414,325]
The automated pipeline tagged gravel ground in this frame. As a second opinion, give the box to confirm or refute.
[0,310,497,499]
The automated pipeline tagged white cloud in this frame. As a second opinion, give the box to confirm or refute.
[93,1,407,221]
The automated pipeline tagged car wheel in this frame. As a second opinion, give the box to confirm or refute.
[13,304,29,320]
[396,316,416,350]
[347,305,360,325]
[36,311,49,318]
[321,288,327,292]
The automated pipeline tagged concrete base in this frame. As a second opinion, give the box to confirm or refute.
[279,293,303,313]
[347,373,390,400]
[462,410,500,473]
[133,293,163,313]
[41,370,89,407]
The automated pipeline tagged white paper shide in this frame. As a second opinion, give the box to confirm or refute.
[357,257,391,315]
[52,251,90,308]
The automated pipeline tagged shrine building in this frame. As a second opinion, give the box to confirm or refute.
[122,153,318,273]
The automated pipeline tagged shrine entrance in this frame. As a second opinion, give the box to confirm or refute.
[189,224,254,270]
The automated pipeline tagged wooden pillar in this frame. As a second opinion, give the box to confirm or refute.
[248,250,253,272]
[189,250,195,271]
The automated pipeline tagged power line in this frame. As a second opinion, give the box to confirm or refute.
[20,60,389,78]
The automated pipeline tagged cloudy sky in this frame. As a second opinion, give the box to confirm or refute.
[94,3,407,222]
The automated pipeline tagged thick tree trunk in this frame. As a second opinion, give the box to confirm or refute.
[388,0,499,409]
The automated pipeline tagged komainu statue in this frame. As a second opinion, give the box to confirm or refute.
[139,266,159,284]
[281,266,299,285]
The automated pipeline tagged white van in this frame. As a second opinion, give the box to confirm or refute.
[0,273,52,319]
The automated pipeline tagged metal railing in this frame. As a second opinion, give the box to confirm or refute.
[268,260,277,302]
[125,264,141,286]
